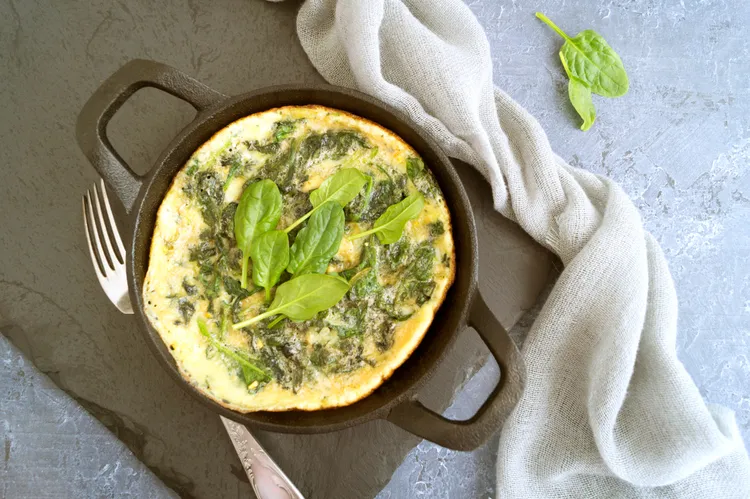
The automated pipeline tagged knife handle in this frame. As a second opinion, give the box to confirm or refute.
[220,416,305,499]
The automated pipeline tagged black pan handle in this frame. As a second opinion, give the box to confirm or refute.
[386,290,525,450]
[76,59,227,213]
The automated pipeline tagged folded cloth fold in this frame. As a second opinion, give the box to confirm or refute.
[294,0,750,496]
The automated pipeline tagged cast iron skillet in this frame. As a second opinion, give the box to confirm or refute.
[76,59,524,451]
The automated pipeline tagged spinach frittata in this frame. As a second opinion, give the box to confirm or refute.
[143,105,455,411]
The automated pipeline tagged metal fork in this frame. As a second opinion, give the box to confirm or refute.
[82,179,133,314]
[81,180,303,499]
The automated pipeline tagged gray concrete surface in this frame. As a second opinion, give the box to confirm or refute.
[1,336,176,498]
[1,0,748,498]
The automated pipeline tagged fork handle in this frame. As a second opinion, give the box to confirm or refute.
[76,60,226,212]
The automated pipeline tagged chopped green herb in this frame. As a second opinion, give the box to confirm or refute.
[406,157,424,180]
[245,140,281,155]
[198,319,269,387]
[373,321,395,352]
[186,159,200,176]
[223,276,253,299]
[384,238,410,271]
[272,120,298,142]
[319,129,368,159]
[345,173,374,222]
[177,298,195,323]
[428,221,445,237]
[361,178,404,221]
[222,155,243,190]
[182,279,197,296]
[405,156,439,199]
[194,171,224,226]
[310,344,330,367]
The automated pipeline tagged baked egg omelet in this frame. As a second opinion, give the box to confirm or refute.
[143,105,455,412]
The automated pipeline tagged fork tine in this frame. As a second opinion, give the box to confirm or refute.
[83,195,106,280]
[98,179,126,259]
[92,182,119,266]
[84,188,112,274]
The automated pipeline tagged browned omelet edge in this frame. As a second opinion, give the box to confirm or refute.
[146,104,456,412]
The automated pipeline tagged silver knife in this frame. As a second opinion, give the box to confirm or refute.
[82,180,305,499]
[221,416,304,499]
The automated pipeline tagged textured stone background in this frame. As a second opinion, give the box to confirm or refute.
[2,0,749,498]
[1,337,177,498]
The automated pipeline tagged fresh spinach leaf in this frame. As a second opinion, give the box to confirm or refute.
[310,168,370,209]
[233,274,350,328]
[250,230,290,301]
[197,319,269,386]
[536,12,628,97]
[568,75,596,131]
[349,192,425,244]
[234,180,283,288]
[536,12,628,130]
[287,202,345,276]
[284,168,369,233]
